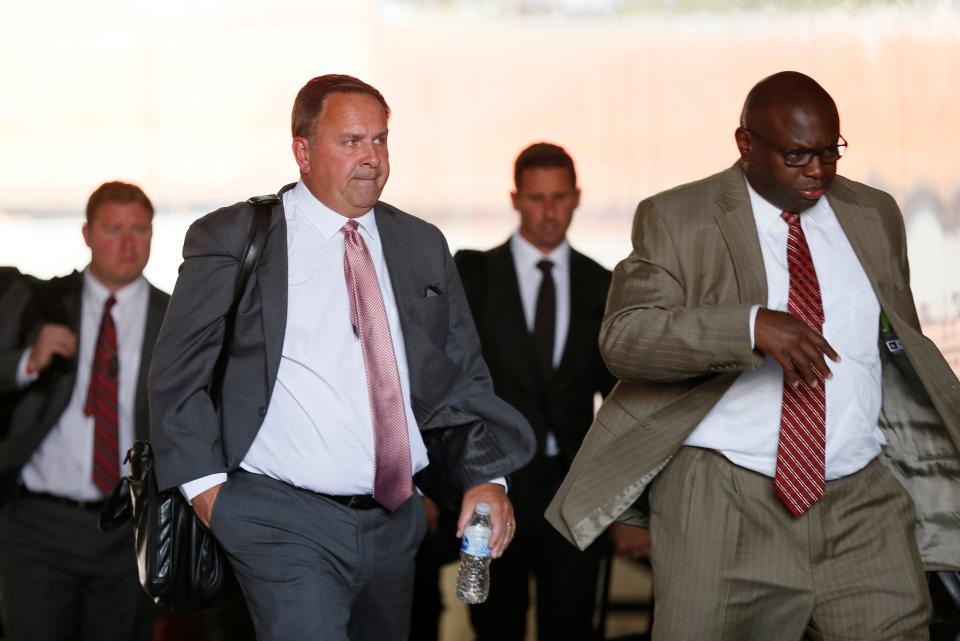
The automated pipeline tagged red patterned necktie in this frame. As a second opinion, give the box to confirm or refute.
[774,211,826,517]
[341,220,413,511]
[85,295,120,494]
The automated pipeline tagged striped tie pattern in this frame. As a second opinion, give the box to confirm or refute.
[774,212,826,517]
[342,220,413,511]
[85,296,120,495]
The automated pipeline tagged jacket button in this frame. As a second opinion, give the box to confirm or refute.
[258,406,267,417]
[226,457,237,467]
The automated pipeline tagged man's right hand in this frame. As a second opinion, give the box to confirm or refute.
[28,323,77,374]
[754,308,840,389]
[192,483,224,529]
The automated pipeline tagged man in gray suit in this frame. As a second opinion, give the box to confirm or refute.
[149,74,535,641]
[547,71,960,640]
[0,181,165,641]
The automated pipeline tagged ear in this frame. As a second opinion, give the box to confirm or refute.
[572,187,581,210]
[510,190,521,213]
[734,126,752,161]
[292,137,312,174]
[82,222,92,249]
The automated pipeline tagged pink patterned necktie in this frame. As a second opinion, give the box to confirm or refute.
[85,295,120,494]
[774,211,827,517]
[341,220,413,510]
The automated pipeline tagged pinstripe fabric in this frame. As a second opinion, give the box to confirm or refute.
[545,165,960,571]
[775,211,826,516]
[649,447,930,641]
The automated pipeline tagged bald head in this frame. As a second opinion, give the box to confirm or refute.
[740,71,837,131]
[735,71,843,213]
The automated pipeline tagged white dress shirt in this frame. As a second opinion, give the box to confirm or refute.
[510,232,571,456]
[183,182,430,500]
[17,270,148,501]
[684,179,885,479]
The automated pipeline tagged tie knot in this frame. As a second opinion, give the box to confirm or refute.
[104,296,116,312]
[537,259,553,274]
[780,211,801,227]
[341,220,360,235]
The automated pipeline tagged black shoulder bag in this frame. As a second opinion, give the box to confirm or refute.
[100,194,277,613]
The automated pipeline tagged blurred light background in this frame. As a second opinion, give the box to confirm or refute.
[1,0,958,357]
[2,1,958,637]
[0,0,960,323]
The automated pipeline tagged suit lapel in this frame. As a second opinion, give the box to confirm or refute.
[552,250,588,386]
[133,285,166,440]
[492,244,542,392]
[713,165,768,307]
[827,182,886,300]
[258,192,291,398]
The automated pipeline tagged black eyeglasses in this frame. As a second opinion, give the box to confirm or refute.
[744,128,848,167]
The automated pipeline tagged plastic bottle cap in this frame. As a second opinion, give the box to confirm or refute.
[475,502,491,516]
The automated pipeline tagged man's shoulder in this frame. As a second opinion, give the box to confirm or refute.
[453,242,509,270]
[570,248,612,282]
[186,190,286,258]
[375,200,443,236]
[644,166,735,212]
[830,174,899,211]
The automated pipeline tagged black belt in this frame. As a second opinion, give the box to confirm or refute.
[17,487,105,512]
[318,493,382,510]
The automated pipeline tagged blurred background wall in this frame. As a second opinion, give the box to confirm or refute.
[1,0,959,365]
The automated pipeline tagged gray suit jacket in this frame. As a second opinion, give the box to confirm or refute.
[546,164,960,570]
[149,185,535,508]
[0,271,169,487]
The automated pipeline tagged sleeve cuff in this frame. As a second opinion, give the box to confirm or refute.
[180,473,229,504]
[488,476,508,493]
[749,305,761,350]
[15,349,39,388]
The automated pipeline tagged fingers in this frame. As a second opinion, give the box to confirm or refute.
[755,309,839,389]
[192,483,223,529]
[458,483,516,558]
[488,501,515,559]
[29,324,78,373]
[785,331,838,389]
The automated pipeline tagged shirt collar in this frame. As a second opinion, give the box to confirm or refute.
[510,231,570,272]
[83,268,147,309]
[744,177,831,233]
[290,180,378,242]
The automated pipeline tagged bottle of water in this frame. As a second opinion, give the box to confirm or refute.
[456,502,492,604]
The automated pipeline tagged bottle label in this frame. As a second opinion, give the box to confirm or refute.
[461,525,491,558]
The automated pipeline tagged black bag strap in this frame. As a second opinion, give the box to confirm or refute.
[209,194,278,407]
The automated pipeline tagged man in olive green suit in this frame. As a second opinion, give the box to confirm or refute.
[547,71,960,640]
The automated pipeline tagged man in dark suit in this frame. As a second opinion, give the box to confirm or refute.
[149,74,535,641]
[548,71,960,640]
[0,181,166,641]
[452,143,617,641]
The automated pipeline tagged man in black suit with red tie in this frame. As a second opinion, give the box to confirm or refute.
[0,182,165,641]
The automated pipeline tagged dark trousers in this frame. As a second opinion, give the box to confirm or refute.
[469,459,605,641]
[0,493,155,641]
[210,471,426,641]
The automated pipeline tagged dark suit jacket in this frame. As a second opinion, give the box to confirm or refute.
[454,242,615,525]
[149,185,535,509]
[547,164,960,569]
[0,270,169,489]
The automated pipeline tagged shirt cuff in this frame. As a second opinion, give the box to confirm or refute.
[749,305,761,349]
[15,349,39,388]
[487,476,508,493]
[180,473,229,504]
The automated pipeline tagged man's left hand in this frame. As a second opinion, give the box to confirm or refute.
[457,482,515,559]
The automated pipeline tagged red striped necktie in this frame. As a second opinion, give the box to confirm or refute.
[774,212,826,517]
[85,295,120,495]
